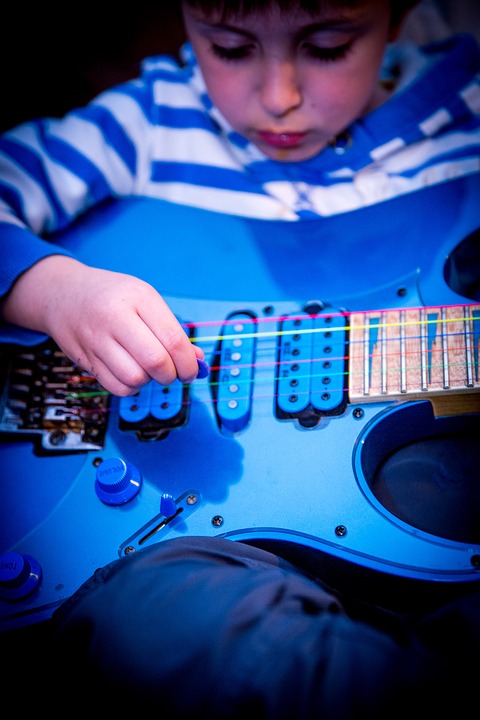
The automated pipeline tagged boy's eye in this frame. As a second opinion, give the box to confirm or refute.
[210,39,354,63]
[303,40,353,62]
[210,43,254,61]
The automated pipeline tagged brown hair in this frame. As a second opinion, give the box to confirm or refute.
[180,1,419,29]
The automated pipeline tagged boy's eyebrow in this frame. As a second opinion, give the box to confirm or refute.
[297,18,366,39]
[197,15,364,41]
[199,22,258,39]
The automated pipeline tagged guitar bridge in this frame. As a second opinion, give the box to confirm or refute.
[0,340,110,454]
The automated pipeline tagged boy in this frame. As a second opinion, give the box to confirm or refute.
[2,3,480,715]
[1,0,478,398]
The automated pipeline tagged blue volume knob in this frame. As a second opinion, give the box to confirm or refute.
[95,457,142,505]
[0,551,42,601]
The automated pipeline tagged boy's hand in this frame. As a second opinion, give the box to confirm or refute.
[1,256,205,396]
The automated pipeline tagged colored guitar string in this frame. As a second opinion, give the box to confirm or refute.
[67,351,477,408]
[187,308,478,344]
[64,303,480,411]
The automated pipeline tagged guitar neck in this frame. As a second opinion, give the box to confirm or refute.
[348,303,480,414]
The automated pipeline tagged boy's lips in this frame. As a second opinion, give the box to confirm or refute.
[257,131,307,149]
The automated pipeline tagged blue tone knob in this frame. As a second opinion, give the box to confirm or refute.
[0,551,42,601]
[160,492,177,517]
[95,457,142,505]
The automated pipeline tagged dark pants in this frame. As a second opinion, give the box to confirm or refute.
[42,535,480,718]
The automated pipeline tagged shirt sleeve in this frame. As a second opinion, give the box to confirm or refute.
[0,221,75,344]
[0,75,154,344]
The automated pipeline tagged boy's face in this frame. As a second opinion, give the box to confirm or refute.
[182,1,398,161]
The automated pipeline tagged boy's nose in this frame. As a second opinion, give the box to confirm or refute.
[258,60,302,117]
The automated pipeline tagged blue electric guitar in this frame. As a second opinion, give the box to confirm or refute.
[1,194,479,630]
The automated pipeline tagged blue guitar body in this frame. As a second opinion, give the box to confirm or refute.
[1,181,480,630]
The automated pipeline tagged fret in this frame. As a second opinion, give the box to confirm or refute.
[400,310,407,393]
[446,305,478,388]
[348,303,480,403]
[385,310,401,395]
[363,315,370,396]
[347,313,369,398]
[441,307,450,389]
[465,308,474,388]
[381,316,387,394]
[420,308,428,391]
[404,308,423,392]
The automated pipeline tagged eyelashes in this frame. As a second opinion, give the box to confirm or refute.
[210,44,254,61]
[209,40,354,63]
[303,40,354,62]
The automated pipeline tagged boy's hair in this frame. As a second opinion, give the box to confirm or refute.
[181,1,419,28]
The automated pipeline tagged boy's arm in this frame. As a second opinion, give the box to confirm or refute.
[0,88,203,395]
[1,255,204,396]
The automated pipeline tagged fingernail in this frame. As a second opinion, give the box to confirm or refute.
[196,358,210,378]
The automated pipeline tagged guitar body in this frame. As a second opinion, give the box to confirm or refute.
[1,182,480,629]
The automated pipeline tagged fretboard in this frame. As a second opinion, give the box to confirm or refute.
[348,304,480,412]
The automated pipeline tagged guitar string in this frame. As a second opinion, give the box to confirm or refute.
[66,356,477,411]
[63,322,479,412]
[186,305,480,344]
[66,337,475,389]
[13,303,477,418]
[181,301,478,329]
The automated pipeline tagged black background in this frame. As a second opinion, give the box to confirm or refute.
[1,4,186,132]
[2,2,480,133]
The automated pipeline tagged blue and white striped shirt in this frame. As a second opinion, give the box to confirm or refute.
[0,33,479,303]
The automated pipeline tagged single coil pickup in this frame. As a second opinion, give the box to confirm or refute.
[210,311,257,434]
[0,339,109,453]
[276,311,347,426]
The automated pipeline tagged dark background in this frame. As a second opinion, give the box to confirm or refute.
[2,2,479,134]
[1,4,186,133]
[1,0,479,704]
